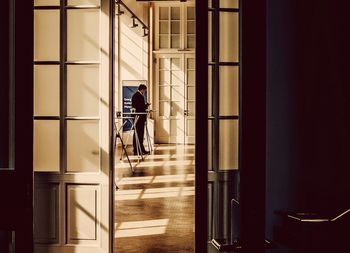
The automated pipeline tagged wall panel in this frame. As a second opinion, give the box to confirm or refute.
[67,185,99,245]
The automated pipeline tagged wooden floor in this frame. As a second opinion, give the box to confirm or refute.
[114,144,195,253]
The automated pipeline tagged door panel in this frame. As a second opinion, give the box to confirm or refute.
[33,1,112,253]
[34,183,60,244]
[66,185,100,244]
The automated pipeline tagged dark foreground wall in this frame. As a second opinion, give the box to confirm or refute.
[266,0,350,251]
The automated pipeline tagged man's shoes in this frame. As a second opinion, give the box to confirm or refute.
[133,150,150,155]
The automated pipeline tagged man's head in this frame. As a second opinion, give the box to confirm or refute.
[138,84,147,95]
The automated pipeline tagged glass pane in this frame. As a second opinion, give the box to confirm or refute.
[187,70,195,85]
[68,0,100,5]
[171,21,180,34]
[171,35,180,48]
[187,21,196,34]
[159,101,170,116]
[171,71,182,85]
[34,65,60,116]
[188,86,195,100]
[187,35,195,49]
[187,102,195,116]
[219,120,239,170]
[160,70,170,84]
[171,86,183,101]
[159,86,170,100]
[34,120,60,172]
[208,66,212,116]
[159,21,169,34]
[208,12,212,61]
[34,0,60,6]
[171,58,181,70]
[186,119,195,136]
[0,1,15,169]
[67,9,100,61]
[220,0,239,8]
[0,230,15,253]
[171,101,183,117]
[219,66,239,116]
[171,7,180,20]
[67,65,100,117]
[220,12,239,62]
[187,7,195,20]
[159,35,169,48]
[187,58,195,69]
[160,7,169,20]
[34,10,60,61]
[159,58,170,70]
[67,120,100,172]
[208,121,213,170]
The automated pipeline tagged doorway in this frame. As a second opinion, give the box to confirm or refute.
[113,1,196,252]
[6,1,268,253]
[154,53,196,144]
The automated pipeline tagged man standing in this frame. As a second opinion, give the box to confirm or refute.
[131,84,150,155]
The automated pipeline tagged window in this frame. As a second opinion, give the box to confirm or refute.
[154,4,195,50]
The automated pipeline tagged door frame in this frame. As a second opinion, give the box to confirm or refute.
[195,1,266,253]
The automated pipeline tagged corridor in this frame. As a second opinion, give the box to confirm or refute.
[114,144,195,253]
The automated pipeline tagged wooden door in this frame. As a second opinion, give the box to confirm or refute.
[155,54,185,144]
[33,1,113,253]
[0,1,33,252]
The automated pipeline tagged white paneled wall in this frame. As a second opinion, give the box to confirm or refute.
[115,1,149,111]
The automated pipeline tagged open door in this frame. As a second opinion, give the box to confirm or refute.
[196,0,266,253]
[33,1,114,253]
[0,0,34,252]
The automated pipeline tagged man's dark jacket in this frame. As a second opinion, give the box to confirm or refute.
[131,91,147,122]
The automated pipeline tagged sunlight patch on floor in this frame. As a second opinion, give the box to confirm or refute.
[153,145,195,151]
[116,174,195,185]
[116,186,195,200]
[115,219,169,238]
[115,159,195,169]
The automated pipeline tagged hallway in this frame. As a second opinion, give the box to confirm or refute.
[114,144,195,253]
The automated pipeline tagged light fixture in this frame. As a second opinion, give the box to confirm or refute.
[116,2,124,16]
[131,16,138,28]
[142,26,149,37]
